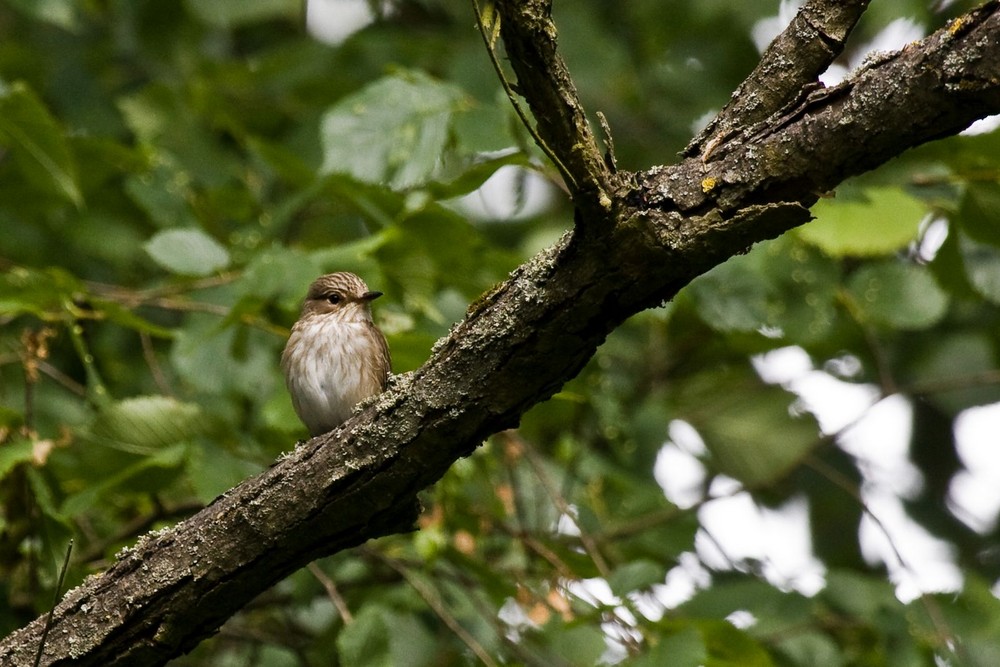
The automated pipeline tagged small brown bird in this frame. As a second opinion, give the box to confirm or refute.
[281,272,391,435]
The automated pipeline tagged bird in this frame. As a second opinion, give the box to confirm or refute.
[281,272,391,435]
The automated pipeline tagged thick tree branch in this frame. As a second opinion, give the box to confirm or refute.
[687,0,872,158]
[2,2,999,664]
[646,2,1000,215]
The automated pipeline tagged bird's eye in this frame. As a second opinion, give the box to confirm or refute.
[327,293,342,305]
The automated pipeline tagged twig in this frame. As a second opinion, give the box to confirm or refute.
[140,331,173,396]
[803,455,961,659]
[84,273,240,305]
[470,0,577,191]
[902,368,1000,395]
[86,276,288,338]
[365,547,499,667]
[483,0,615,211]
[504,432,610,578]
[35,361,86,397]
[34,540,73,667]
[307,562,354,625]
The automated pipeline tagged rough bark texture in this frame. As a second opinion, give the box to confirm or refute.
[686,0,872,157]
[2,1,1000,664]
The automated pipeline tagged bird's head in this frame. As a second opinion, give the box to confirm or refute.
[300,272,383,323]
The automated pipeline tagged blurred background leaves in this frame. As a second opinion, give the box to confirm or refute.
[0,0,998,665]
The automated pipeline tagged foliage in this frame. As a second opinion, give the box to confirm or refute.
[0,0,998,665]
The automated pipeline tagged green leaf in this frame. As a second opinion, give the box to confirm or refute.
[5,0,80,30]
[687,256,769,333]
[183,0,301,27]
[145,228,231,276]
[960,234,1000,305]
[927,577,1000,665]
[117,86,176,145]
[687,237,840,343]
[89,395,210,454]
[426,151,531,199]
[681,577,812,636]
[845,262,948,330]
[0,405,22,429]
[607,559,664,596]
[337,607,437,667]
[261,385,301,434]
[956,182,1000,246]
[906,332,1000,413]
[240,246,323,307]
[26,466,71,528]
[538,622,608,666]
[798,187,925,257]
[0,266,84,320]
[928,226,979,300]
[92,299,176,338]
[320,71,468,189]
[125,164,199,229]
[186,442,265,504]
[60,444,188,517]
[676,370,820,487]
[822,570,899,619]
[117,84,242,187]
[0,438,34,479]
[0,81,81,206]
[633,626,706,667]
[774,633,843,667]
[698,619,774,667]
[246,135,316,187]
[170,314,278,397]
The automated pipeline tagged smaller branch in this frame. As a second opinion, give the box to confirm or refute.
[837,289,899,396]
[500,443,532,534]
[803,455,963,660]
[506,433,611,578]
[493,0,614,215]
[436,565,554,667]
[687,0,871,158]
[644,2,1000,216]
[34,540,73,667]
[63,317,108,406]
[365,547,498,667]
[903,369,1000,395]
[140,331,173,396]
[307,562,354,625]
[516,531,576,580]
[84,274,240,305]
[471,0,577,191]
[88,282,289,339]
[35,361,86,397]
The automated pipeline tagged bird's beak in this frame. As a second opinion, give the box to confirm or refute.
[361,291,383,302]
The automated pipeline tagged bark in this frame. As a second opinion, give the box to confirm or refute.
[686,0,872,157]
[3,1,999,664]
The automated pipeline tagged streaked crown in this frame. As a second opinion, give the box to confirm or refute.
[299,272,383,320]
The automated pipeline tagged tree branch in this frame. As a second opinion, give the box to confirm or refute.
[2,1,999,664]
[645,2,1000,214]
[686,0,872,158]
[494,0,614,215]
